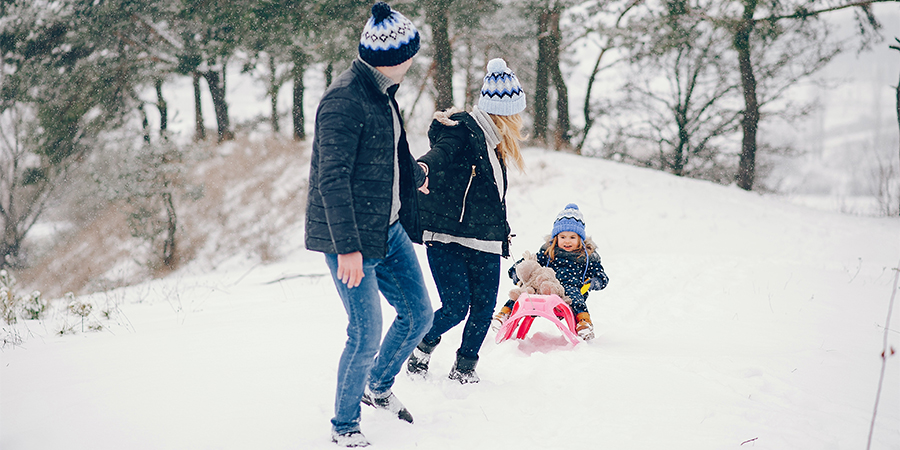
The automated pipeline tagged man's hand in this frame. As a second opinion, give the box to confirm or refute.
[337,251,364,288]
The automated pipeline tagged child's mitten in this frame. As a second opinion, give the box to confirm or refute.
[589,274,609,291]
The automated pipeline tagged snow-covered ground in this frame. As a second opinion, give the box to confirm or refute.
[2,147,897,450]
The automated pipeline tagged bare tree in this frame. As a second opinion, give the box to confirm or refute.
[100,137,188,268]
[0,0,141,267]
[0,104,57,268]
[617,5,744,180]
[572,0,641,154]
[604,0,886,189]
[722,0,889,190]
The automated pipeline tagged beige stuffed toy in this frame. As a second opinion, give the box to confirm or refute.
[508,252,569,304]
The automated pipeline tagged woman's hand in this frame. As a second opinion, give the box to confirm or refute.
[417,162,430,194]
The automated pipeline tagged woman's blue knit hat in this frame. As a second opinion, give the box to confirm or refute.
[358,2,420,67]
[552,203,586,240]
[478,58,526,116]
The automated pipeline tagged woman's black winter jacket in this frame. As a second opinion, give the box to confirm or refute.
[417,111,511,257]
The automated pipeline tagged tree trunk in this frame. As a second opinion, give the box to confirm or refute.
[426,0,454,111]
[1,207,19,269]
[734,1,759,191]
[202,68,233,142]
[162,191,176,267]
[192,71,206,141]
[269,55,280,134]
[155,78,167,137]
[548,7,570,150]
[463,40,479,107]
[577,50,606,154]
[673,107,689,176]
[534,9,552,144]
[292,49,308,141]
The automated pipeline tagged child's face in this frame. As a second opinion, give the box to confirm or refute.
[556,232,582,252]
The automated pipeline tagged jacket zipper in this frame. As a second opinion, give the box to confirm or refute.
[459,165,476,222]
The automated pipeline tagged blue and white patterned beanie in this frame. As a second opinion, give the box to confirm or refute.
[552,203,586,241]
[478,58,526,116]
[358,2,420,67]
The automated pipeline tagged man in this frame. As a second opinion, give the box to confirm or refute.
[304,2,432,447]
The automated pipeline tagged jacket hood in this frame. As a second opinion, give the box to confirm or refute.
[432,106,466,126]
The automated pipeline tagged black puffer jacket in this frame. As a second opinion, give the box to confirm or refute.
[417,110,511,257]
[305,59,424,258]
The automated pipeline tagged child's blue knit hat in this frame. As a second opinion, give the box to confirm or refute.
[552,203,586,241]
[478,58,526,116]
[358,2,420,67]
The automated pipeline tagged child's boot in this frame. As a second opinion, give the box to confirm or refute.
[490,305,513,331]
[448,354,480,384]
[575,312,595,340]
[406,341,436,376]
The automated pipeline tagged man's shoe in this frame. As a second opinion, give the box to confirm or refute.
[361,389,414,423]
[331,430,370,447]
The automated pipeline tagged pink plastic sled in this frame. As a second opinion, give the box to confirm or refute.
[495,294,580,346]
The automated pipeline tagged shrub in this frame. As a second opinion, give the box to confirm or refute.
[0,270,46,324]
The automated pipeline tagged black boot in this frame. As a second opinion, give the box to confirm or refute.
[448,354,479,384]
[406,340,437,376]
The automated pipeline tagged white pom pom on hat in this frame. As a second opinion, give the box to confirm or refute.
[486,58,508,74]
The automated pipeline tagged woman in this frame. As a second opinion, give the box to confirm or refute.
[407,58,526,383]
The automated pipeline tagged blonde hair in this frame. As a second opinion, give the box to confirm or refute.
[490,113,526,173]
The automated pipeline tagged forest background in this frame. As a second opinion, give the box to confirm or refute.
[0,0,898,302]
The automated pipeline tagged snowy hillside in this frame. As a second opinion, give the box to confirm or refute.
[1,147,898,450]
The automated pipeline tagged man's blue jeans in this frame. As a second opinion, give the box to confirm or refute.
[421,241,500,361]
[324,222,433,435]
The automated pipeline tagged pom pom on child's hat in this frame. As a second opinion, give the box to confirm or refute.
[552,203,586,241]
[358,2,420,67]
[478,58,526,116]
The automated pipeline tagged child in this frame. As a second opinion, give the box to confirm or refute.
[493,203,609,340]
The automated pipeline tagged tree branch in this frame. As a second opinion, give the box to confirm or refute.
[756,0,894,23]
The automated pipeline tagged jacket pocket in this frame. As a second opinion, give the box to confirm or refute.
[459,165,476,222]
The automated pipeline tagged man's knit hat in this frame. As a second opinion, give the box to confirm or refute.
[478,58,526,116]
[552,203,586,241]
[358,2,420,67]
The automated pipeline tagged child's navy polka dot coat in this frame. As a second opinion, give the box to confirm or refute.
[508,236,609,315]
